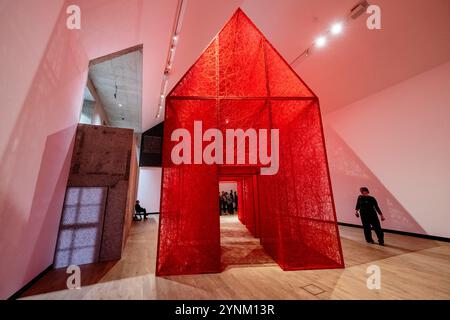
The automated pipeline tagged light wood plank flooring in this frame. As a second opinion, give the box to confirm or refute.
[20,215,450,299]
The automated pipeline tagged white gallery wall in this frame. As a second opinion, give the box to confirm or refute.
[0,0,155,299]
[219,182,238,194]
[137,167,162,213]
[324,61,450,238]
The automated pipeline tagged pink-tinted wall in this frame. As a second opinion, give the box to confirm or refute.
[324,61,450,238]
[0,0,87,299]
[0,0,153,299]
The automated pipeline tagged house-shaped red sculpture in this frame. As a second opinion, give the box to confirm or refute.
[156,9,344,275]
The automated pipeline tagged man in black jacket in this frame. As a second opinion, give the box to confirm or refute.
[355,187,385,245]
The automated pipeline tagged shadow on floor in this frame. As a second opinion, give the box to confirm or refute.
[20,217,159,298]
[339,225,441,268]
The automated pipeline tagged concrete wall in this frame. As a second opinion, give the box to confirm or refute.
[123,137,139,248]
[0,0,152,299]
[80,100,96,124]
[92,101,110,126]
[65,124,135,262]
[324,61,450,238]
[86,77,110,126]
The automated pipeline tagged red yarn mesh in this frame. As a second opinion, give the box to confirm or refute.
[157,9,344,276]
[259,100,343,269]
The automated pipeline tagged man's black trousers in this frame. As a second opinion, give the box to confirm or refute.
[360,212,384,244]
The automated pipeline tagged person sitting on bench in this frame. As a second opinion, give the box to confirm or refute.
[135,200,149,220]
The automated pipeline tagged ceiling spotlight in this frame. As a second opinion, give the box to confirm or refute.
[173,35,179,42]
[331,23,343,35]
[315,36,327,48]
[118,103,123,107]
[161,94,165,99]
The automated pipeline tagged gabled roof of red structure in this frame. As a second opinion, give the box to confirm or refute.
[169,8,317,100]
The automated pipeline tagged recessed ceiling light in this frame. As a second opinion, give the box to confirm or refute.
[118,103,123,107]
[331,23,343,35]
[315,36,327,48]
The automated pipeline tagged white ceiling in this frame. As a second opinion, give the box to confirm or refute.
[88,49,143,132]
[76,0,450,132]
[241,0,450,114]
[168,0,450,117]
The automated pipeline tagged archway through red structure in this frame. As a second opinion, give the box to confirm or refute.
[219,167,261,238]
[219,168,276,269]
[156,9,344,276]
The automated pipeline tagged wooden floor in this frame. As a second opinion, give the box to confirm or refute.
[20,214,450,299]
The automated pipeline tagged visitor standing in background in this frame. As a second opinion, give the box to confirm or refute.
[222,192,228,214]
[227,193,234,214]
[230,190,234,213]
[355,187,385,245]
